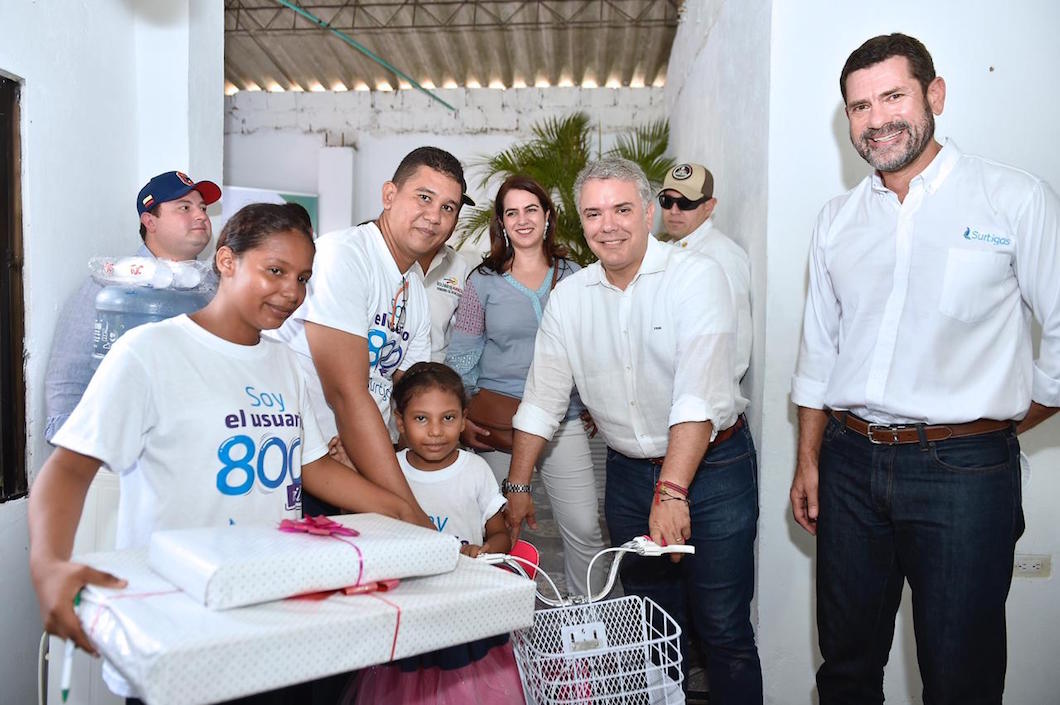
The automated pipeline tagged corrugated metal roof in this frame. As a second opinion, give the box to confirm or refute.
[224,1,682,95]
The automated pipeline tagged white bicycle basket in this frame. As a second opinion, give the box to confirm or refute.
[512,594,684,704]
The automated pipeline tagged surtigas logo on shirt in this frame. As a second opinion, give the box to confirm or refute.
[435,276,463,297]
[963,227,1010,247]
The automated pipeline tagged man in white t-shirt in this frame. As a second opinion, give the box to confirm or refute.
[271,147,475,522]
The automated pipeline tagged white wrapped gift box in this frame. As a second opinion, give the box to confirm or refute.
[77,549,536,705]
[149,513,460,609]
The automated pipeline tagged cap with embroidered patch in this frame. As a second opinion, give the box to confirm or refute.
[137,171,221,216]
[659,163,714,201]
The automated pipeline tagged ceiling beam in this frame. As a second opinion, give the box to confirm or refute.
[225,0,678,31]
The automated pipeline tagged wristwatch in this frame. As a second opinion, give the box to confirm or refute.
[501,478,532,495]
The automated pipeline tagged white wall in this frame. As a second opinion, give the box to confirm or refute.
[669,1,1060,703]
[224,87,667,232]
[665,0,772,450]
[0,1,223,702]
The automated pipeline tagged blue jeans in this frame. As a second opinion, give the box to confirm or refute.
[604,422,762,705]
[816,416,1024,705]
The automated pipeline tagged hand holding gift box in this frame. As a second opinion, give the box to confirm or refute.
[74,515,535,705]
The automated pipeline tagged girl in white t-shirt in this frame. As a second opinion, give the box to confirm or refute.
[350,361,523,704]
[30,203,419,704]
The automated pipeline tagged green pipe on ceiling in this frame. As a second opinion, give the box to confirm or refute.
[273,0,457,112]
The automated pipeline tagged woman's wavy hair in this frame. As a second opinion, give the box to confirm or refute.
[476,175,567,275]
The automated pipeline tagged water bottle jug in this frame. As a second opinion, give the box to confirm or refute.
[92,285,211,369]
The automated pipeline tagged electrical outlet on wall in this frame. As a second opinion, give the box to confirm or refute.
[1013,554,1052,578]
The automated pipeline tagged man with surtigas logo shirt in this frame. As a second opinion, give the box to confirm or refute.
[271,146,475,526]
[790,33,1060,704]
[416,236,472,362]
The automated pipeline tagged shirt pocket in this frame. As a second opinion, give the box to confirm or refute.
[937,248,1013,323]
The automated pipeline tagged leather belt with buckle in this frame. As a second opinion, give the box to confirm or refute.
[647,415,746,464]
[831,411,1012,445]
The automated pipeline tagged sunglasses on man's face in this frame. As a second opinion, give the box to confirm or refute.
[658,194,708,211]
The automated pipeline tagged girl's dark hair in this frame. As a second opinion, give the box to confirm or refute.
[214,203,314,274]
[392,362,468,415]
[476,175,567,275]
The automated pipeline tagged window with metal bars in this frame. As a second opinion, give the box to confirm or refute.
[0,74,26,502]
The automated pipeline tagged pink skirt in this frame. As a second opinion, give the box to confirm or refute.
[348,640,525,705]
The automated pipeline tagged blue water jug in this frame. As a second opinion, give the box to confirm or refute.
[92,286,212,368]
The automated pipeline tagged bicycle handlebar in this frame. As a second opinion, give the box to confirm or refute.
[478,536,695,607]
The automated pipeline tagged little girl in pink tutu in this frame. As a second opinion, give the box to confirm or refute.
[346,362,525,704]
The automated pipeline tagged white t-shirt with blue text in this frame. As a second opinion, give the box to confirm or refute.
[52,314,329,697]
[53,314,329,550]
[397,449,506,546]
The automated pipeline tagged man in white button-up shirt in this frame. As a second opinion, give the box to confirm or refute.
[790,34,1060,705]
[658,161,752,392]
[509,158,762,703]
[415,241,472,362]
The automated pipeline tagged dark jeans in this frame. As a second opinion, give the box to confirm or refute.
[604,421,762,705]
[816,416,1024,705]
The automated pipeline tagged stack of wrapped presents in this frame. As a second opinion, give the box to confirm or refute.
[74,513,536,705]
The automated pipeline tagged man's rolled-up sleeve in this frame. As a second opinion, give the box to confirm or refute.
[791,208,840,409]
[512,296,573,442]
[669,256,737,437]
[1016,180,1060,407]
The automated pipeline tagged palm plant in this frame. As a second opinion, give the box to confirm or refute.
[457,112,674,266]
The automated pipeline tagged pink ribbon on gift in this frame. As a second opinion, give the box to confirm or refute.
[278,516,360,537]
[343,578,399,596]
[290,578,400,602]
[278,515,365,587]
[277,516,402,660]
[367,592,403,661]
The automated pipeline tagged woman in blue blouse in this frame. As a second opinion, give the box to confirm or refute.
[445,175,605,597]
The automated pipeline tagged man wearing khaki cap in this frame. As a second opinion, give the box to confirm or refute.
[658,162,752,388]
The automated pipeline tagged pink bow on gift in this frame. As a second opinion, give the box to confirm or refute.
[290,579,400,602]
[278,516,360,537]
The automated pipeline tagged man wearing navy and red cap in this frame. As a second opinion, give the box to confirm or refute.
[136,171,222,260]
[44,171,221,441]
